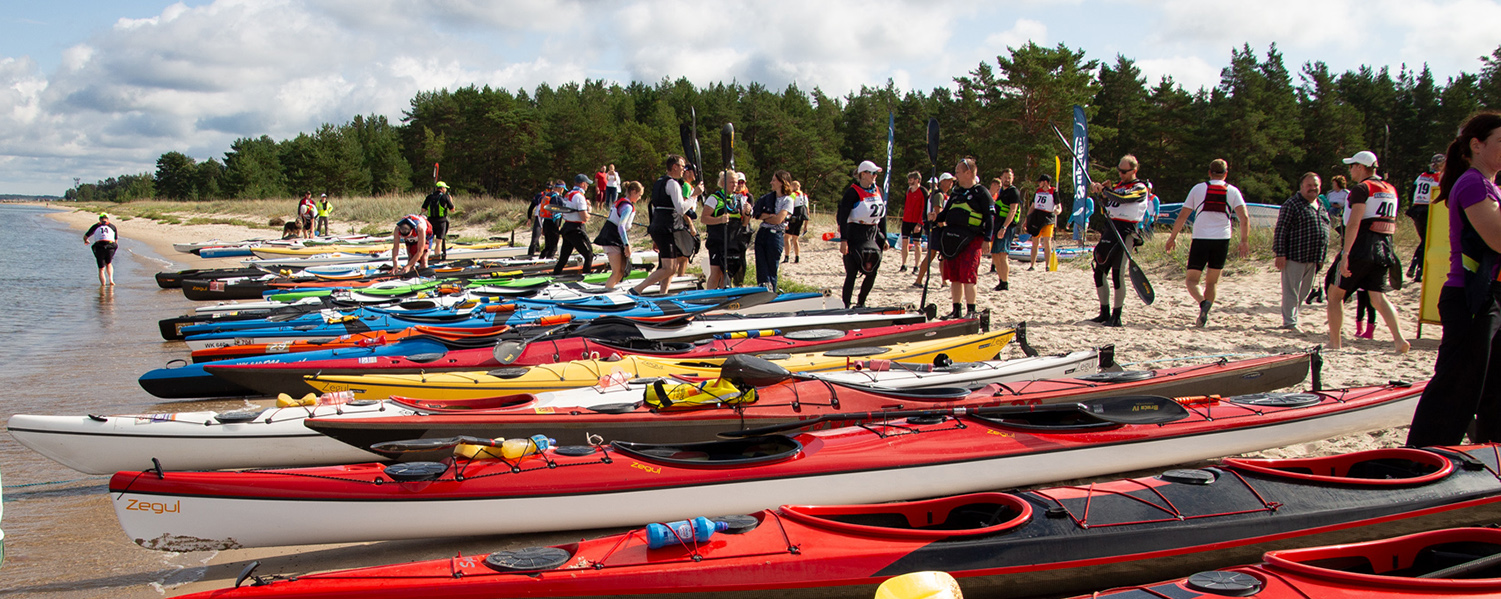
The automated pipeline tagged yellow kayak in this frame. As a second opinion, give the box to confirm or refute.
[305,329,1015,400]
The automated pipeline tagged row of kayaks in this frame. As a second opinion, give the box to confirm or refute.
[6,235,1470,598]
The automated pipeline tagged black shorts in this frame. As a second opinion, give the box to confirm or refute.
[1186,238,1230,271]
[649,229,683,260]
[1337,258,1396,294]
[429,218,450,241]
[786,217,806,236]
[92,242,117,268]
[1025,211,1056,237]
[900,221,920,238]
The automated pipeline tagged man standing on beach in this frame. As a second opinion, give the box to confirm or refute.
[898,172,925,273]
[990,169,1021,291]
[421,182,455,261]
[1165,159,1251,327]
[84,213,118,286]
[1088,155,1152,327]
[1407,153,1444,281]
[911,173,954,287]
[938,157,994,319]
[315,194,333,236]
[1273,173,1331,330]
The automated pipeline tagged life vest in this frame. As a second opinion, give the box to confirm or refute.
[706,190,740,220]
[848,184,886,225]
[944,186,987,231]
[88,224,117,244]
[540,192,566,220]
[298,200,316,218]
[1356,178,1400,235]
[561,188,588,222]
[316,200,332,217]
[607,197,635,228]
[645,378,756,410]
[396,214,432,243]
[1413,172,1440,206]
[1198,181,1232,217]
[425,192,452,219]
[1102,179,1151,222]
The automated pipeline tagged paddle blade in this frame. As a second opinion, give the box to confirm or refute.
[1079,395,1186,424]
[722,123,735,170]
[721,354,794,387]
[926,118,940,165]
[493,341,525,364]
[1127,260,1155,305]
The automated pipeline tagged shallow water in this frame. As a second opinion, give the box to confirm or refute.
[0,204,233,597]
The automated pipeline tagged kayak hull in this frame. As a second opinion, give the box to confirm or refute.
[165,445,1501,599]
[109,382,1421,549]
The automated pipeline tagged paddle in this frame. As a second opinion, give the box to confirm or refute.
[722,122,735,286]
[1047,120,1155,305]
[637,288,779,329]
[919,117,940,315]
[718,394,1188,438]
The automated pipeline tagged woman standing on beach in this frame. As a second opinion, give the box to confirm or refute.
[594,181,640,290]
[753,170,794,290]
[837,161,888,308]
[84,212,118,286]
[1407,112,1501,447]
[784,181,809,264]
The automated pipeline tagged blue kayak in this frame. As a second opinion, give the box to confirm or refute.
[140,338,454,399]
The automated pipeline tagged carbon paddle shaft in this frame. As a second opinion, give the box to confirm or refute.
[919,117,940,315]
[1047,119,1155,305]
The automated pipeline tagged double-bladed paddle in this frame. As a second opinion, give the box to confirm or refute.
[1047,120,1155,306]
[718,394,1188,438]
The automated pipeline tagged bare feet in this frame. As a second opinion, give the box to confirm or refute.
[1394,339,1411,354]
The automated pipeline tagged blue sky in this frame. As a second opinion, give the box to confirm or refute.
[2,0,1497,196]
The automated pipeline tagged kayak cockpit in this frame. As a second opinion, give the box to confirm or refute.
[778,493,1031,539]
[611,436,802,468]
[1223,448,1453,486]
[1259,527,1501,589]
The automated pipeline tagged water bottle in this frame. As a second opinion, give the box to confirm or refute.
[645,517,730,549]
[499,434,553,459]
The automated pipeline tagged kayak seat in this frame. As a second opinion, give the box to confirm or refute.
[1222,448,1453,486]
[779,493,1031,539]
[612,436,802,468]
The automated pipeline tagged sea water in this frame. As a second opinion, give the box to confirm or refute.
[0,204,228,597]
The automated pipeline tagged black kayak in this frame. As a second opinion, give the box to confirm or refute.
[155,267,267,289]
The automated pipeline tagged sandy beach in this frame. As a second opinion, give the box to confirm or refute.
[40,204,1437,596]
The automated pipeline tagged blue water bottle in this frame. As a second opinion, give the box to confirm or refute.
[645,517,729,549]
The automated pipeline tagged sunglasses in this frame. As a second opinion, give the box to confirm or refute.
[1117,167,1134,174]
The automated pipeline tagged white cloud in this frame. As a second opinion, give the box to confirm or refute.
[1136,55,1221,92]
[1381,0,1501,73]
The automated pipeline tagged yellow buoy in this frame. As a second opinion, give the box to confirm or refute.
[874,572,963,599]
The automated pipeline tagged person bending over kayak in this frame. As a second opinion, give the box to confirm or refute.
[837,161,889,308]
[1088,155,1152,327]
[84,212,119,286]
[391,214,433,275]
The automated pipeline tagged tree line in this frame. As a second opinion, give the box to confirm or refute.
[68,42,1501,214]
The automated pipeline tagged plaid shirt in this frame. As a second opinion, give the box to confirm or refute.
[1272,193,1330,264]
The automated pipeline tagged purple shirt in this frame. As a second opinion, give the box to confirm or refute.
[1446,168,1501,287]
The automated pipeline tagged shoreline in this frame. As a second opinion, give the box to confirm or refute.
[38,201,1437,596]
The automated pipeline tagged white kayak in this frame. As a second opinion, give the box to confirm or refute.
[6,401,392,475]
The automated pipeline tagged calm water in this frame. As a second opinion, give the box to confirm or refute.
[0,204,229,597]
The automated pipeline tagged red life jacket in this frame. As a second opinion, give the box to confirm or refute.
[1200,182,1231,217]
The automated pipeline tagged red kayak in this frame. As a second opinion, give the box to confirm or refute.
[189,325,516,362]
[1078,526,1501,599]
[170,444,1501,599]
[110,381,1420,550]
[301,351,1312,457]
[201,319,981,397]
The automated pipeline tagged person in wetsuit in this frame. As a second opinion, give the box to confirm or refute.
[1088,155,1152,327]
[837,160,889,307]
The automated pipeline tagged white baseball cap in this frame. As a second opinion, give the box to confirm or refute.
[856,160,883,174]
[1342,151,1379,167]
[937,172,955,182]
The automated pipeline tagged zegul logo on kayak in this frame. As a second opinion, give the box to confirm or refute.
[126,499,180,514]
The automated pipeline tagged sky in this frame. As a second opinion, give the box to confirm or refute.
[2,0,1498,196]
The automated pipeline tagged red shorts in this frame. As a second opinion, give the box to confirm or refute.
[941,239,984,284]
